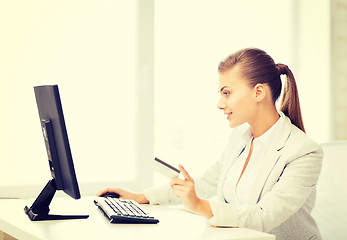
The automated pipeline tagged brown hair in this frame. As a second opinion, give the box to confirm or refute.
[218,48,305,133]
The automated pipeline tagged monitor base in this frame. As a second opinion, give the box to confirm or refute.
[24,206,89,221]
[24,179,89,221]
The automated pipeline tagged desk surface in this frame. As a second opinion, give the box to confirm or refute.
[0,197,275,240]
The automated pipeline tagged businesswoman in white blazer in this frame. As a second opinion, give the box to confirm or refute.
[99,48,323,240]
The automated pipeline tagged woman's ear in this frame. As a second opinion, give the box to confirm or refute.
[254,83,266,102]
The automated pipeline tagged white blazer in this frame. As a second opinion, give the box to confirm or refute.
[144,112,323,240]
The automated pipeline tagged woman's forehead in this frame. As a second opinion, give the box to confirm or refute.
[219,65,246,87]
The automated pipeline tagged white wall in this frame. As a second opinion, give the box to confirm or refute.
[296,0,331,143]
[0,0,148,198]
[330,0,347,140]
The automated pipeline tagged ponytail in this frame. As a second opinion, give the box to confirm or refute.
[277,64,306,133]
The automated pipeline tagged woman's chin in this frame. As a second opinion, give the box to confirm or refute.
[228,119,244,128]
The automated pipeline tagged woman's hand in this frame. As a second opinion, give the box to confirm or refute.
[97,188,149,204]
[170,165,213,218]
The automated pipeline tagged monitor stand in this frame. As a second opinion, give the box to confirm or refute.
[24,179,89,221]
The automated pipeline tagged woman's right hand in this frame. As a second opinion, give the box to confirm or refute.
[97,187,149,204]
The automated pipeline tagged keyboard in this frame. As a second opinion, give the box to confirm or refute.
[94,197,159,224]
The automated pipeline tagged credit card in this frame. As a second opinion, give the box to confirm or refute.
[153,157,180,179]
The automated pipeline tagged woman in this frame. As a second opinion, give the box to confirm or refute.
[99,48,323,240]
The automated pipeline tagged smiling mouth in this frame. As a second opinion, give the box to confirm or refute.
[226,112,232,120]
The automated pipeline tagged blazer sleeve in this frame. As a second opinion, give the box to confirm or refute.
[207,139,323,232]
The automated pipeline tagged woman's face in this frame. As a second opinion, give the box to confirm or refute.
[218,65,257,128]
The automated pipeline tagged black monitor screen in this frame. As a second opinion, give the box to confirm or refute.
[34,85,80,199]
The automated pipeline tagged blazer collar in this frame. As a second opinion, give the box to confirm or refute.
[240,111,292,151]
[270,111,292,151]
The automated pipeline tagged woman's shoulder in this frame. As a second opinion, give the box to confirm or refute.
[290,124,321,148]
[285,123,324,162]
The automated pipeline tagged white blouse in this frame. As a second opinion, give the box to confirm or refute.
[223,115,282,204]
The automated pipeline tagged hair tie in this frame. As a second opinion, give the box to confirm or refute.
[277,63,288,75]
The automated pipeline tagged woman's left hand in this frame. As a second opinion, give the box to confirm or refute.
[170,164,200,212]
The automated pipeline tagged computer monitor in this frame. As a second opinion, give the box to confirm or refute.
[24,85,89,221]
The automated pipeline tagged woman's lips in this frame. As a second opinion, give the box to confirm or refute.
[226,112,232,120]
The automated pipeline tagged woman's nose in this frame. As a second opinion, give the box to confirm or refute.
[217,97,226,110]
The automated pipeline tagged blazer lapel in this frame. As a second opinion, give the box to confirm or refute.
[247,114,292,204]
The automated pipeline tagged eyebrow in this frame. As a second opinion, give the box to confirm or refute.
[219,86,229,92]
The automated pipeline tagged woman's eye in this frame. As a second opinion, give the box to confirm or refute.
[222,91,230,96]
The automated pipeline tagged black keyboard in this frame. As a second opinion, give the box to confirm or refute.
[94,197,159,224]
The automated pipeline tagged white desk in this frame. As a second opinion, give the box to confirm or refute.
[0,197,275,240]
